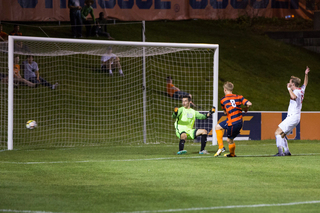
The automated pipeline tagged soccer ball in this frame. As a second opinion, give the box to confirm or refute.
[26,120,37,129]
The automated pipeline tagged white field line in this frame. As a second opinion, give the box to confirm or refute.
[114,200,320,213]
[0,153,320,165]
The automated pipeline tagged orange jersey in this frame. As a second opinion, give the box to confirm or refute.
[167,83,179,97]
[0,31,8,40]
[9,31,22,36]
[14,64,20,75]
[220,94,248,126]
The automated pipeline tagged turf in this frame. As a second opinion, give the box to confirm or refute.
[1,141,320,213]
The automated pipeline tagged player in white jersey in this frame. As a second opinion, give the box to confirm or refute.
[101,46,124,76]
[274,66,310,156]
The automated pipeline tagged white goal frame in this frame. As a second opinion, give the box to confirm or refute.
[7,36,219,150]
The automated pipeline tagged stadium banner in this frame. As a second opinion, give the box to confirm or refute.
[195,111,320,141]
[0,0,315,22]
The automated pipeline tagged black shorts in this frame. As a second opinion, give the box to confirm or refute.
[227,122,242,139]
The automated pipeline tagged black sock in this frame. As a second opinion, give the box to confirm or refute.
[179,139,185,151]
[201,134,207,151]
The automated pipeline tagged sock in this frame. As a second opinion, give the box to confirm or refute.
[276,135,284,154]
[109,69,113,74]
[215,130,224,149]
[229,143,236,156]
[179,139,185,151]
[200,134,207,151]
[119,69,123,75]
[283,137,289,153]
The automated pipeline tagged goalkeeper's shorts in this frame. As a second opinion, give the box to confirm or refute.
[175,126,197,140]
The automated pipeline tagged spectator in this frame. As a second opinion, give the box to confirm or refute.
[0,24,8,42]
[166,76,192,100]
[96,12,114,39]
[22,55,58,90]
[8,25,28,52]
[166,76,197,107]
[81,0,95,37]
[68,0,82,38]
[9,25,22,36]
[101,47,124,76]
[13,55,35,87]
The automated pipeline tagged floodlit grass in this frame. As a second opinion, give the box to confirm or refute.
[1,141,320,213]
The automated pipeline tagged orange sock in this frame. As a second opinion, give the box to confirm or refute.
[215,130,224,149]
[229,143,236,156]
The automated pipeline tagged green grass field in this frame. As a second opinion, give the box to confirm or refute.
[1,141,320,213]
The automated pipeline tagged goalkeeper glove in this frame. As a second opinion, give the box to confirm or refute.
[207,106,216,117]
[174,106,179,116]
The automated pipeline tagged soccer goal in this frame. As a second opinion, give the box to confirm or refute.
[1,36,219,150]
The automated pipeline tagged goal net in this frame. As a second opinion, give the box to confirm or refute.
[1,36,219,150]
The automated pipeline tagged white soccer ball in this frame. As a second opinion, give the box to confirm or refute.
[26,120,37,129]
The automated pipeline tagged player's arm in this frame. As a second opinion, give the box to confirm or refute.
[172,106,181,119]
[205,106,216,118]
[287,83,297,100]
[194,111,207,120]
[242,101,252,113]
[36,70,40,80]
[303,66,310,87]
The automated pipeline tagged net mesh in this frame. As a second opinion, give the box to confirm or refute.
[0,39,215,149]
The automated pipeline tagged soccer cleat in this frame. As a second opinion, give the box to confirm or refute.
[199,150,210,154]
[284,152,292,156]
[274,153,285,156]
[214,147,226,157]
[224,153,237,157]
[177,150,187,155]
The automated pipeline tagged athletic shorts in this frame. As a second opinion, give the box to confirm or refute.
[218,119,228,130]
[175,126,197,140]
[227,122,242,139]
[278,114,300,135]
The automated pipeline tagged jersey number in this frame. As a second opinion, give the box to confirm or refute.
[230,100,236,107]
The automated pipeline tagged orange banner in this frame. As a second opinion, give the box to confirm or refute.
[0,0,315,22]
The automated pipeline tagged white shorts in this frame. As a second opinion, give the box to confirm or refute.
[278,114,300,135]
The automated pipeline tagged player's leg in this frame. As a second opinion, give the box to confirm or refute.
[109,62,114,76]
[274,116,298,156]
[22,78,36,87]
[114,57,124,76]
[196,129,209,154]
[214,120,227,156]
[277,115,299,156]
[283,136,291,156]
[70,11,77,38]
[178,132,187,155]
[274,127,285,156]
[224,122,242,157]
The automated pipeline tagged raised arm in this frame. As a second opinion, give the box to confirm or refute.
[304,66,310,87]
[287,83,297,100]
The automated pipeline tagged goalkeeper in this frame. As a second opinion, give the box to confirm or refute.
[172,95,215,155]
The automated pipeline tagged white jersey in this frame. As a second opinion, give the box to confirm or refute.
[101,53,116,65]
[23,60,39,80]
[287,85,305,116]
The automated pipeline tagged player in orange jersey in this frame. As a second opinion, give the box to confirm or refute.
[220,82,252,157]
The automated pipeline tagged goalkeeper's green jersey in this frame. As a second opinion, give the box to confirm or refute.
[172,107,207,130]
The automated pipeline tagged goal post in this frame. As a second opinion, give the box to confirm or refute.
[4,36,219,150]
